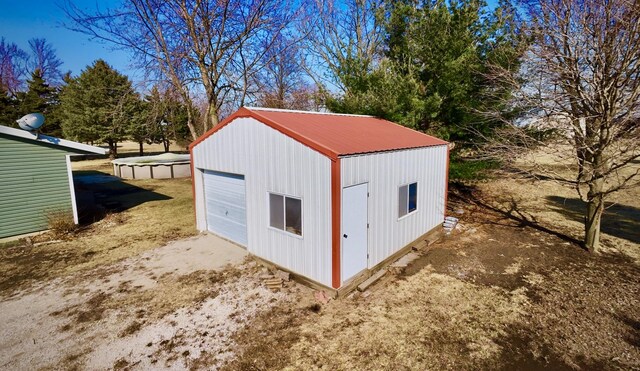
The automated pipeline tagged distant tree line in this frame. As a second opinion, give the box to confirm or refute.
[59,60,191,158]
[61,0,523,147]
[0,38,191,158]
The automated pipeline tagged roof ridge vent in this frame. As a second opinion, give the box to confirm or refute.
[246,107,374,118]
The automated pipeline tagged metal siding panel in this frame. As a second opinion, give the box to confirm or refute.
[192,117,333,287]
[341,146,448,267]
[0,135,74,238]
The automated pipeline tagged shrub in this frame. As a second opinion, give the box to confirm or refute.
[46,210,77,236]
[449,158,499,181]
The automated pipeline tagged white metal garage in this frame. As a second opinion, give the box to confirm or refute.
[190,107,449,293]
[203,170,247,246]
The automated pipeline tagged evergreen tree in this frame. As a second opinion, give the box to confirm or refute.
[141,86,165,151]
[0,87,18,127]
[59,60,138,158]
[128,85,191,154]
[128,98,152,156]
[328,0,523,147]
[15,69,62,136]
[160,90,191,150]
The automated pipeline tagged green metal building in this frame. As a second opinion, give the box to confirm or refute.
[0,125,107,238]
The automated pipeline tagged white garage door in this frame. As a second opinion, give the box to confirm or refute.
[203,170,247,246]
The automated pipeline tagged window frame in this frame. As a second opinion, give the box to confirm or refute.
[267,191,304,238]
[398,181,418,219]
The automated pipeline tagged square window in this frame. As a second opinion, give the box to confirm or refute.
[268,192,302,236]
[399,182,418,218]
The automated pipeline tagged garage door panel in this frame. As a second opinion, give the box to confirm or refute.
[203,170,247,246]
[206,215,247,241]
[206,193,244,208]
[205,202,245,224]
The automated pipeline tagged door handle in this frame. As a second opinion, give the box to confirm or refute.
[343,234,348,238]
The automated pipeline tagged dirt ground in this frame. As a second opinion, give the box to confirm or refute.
[0,234,294,370]
[0,156,638,370]
[222,182,639,370]
[3,182,635,370]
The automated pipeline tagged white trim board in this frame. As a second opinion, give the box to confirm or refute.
[65,155,79,224]
[0,125,107,154]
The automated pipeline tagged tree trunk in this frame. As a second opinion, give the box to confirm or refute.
[108,139,117,159]
[207,101,219,130]
[163,139,170,152]
[185,107,198,141]
[138,141,144,156]
[584,179,604,253]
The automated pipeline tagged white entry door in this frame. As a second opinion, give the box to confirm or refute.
[342,183,368,282]
[203,170,247,246]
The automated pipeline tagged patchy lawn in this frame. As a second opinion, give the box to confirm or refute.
[473,171,640,263]
[0,157,196,296]
[225,184,640,370]
[0,153,638,370]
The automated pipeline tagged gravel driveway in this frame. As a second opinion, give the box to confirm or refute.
[0,234,286,370]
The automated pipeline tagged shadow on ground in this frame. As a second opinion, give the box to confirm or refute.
[73,170,172,223]
[449,182,584,248]
[546,196,640,244]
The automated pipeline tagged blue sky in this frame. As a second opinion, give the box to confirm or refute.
[1,0,501,86]
[0,0,138,79]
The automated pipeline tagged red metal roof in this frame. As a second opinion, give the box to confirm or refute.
[190,107,448,159]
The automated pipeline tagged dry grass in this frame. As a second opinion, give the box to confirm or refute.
[46,210,78,237]
[117,140,187,155]
[474,167,640,262]
[0,156,196,296]
[227,205,639,370]
[226,158,639,370]
[285,272,529,370]
[465,143,640,261]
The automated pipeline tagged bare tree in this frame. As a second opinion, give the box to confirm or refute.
[256,35,311,109]
[27,38,64,85]
[0,38,28,95]
[1,38,64,94]
[64,0,302,140]
[483,0,640,252]
[303,0,385,92]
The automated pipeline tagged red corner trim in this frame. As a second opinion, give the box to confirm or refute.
[331,158,341,289]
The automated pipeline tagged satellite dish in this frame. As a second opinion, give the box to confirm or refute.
[17,113,45,132]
